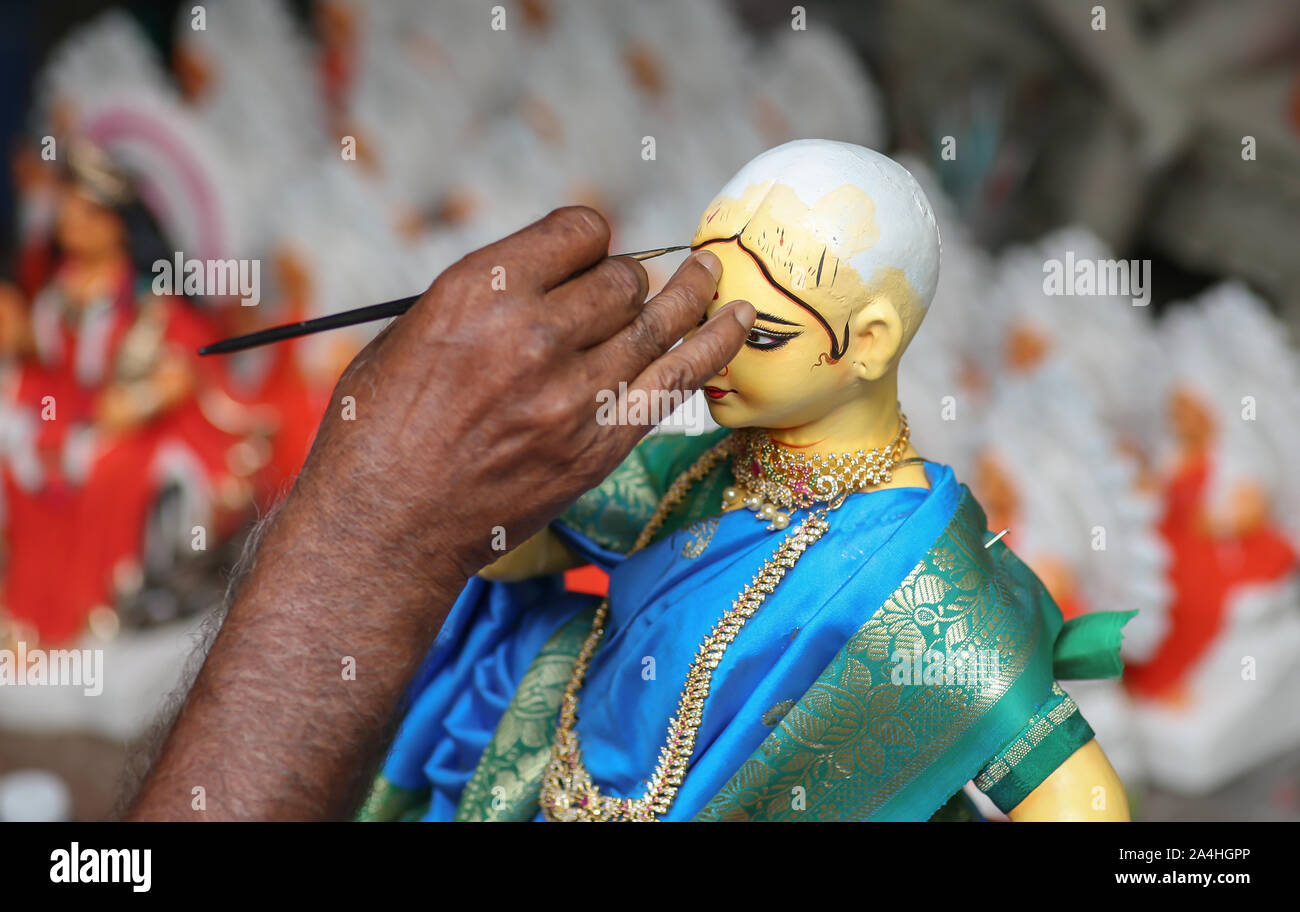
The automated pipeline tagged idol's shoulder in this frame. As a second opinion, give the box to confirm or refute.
[694,475,1065,822]
[857,471,1059,645]
[556,429,733,554]
[814,464,1058,668]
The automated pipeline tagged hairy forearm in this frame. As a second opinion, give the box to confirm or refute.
[120,210,743,821]
[124,487,468,821]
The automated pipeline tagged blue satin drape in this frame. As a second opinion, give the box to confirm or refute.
[380,463,961,820]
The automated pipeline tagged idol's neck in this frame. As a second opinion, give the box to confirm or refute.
[762,366,904,458]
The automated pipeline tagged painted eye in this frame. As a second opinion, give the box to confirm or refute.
[744,327,798,351]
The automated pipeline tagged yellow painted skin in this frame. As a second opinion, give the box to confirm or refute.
[479,527,581,581]
[1009,740,1130,821]
[686,237,927,489]
[483,211,1129,821]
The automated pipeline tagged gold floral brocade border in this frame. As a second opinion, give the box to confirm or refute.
[694,492,1053,821]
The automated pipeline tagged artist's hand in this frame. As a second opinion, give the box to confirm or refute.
[286,206,754,596]
[126,207,752,821]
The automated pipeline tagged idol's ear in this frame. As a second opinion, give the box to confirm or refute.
[847,294,905,382]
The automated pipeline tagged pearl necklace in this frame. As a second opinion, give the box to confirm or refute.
[539,415,911,822]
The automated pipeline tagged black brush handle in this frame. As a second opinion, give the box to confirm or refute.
[197,244,691,356]
[198,294,419,355]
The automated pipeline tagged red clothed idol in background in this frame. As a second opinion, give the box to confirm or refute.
[1,145,265,645]
[1127,451,1297,699]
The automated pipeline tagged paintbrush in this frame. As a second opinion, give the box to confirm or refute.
[198,245,692,355]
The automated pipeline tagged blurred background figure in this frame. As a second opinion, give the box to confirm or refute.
[1126,283,1300,797]
[0,0,1297,821]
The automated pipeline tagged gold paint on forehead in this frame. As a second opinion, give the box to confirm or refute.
[695,182,869,312]
[691,180,920,326]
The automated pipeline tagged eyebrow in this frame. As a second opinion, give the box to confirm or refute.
[694,235,847,356]
[754,311,803,327]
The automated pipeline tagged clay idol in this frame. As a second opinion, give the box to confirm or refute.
[361,140,1136,822]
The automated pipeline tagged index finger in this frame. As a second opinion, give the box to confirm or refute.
[461,206,611,292]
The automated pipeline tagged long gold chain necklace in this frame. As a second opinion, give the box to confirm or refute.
[539,412,911,822]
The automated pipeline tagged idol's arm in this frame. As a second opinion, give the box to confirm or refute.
[96,349,195,431]
[479,528,582,581]
[1007,739,1130,821]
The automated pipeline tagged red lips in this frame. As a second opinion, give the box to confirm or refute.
[704,386,732,400]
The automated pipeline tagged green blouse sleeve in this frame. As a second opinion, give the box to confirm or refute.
[972,682,1095,813]
[555,428,733,553]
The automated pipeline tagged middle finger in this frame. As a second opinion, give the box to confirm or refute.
[586,250,722,378]
[543,255,649,349]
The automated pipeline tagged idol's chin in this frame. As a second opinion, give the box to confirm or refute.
[705,398,752,429]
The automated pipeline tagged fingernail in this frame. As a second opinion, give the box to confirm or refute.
[692,250,722,281]
[730,300,755,329]
[711,299,755,329]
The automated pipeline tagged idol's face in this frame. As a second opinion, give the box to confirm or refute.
[56,185,124,260]
[1170,386,1215,451]
[691,238,860,431]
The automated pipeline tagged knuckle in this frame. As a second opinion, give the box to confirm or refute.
[657,356,700,394]
[514,328,553,367]
[440,248,477,281]
[433,259,481,302]
[656,283,705,324]
[625,310,667,362]
[602,258,647,303]
[531,386,578,429]
[552,205,609,247]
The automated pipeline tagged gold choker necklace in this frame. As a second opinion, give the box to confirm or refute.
[723,413,911,529]
[539,414,913,822]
